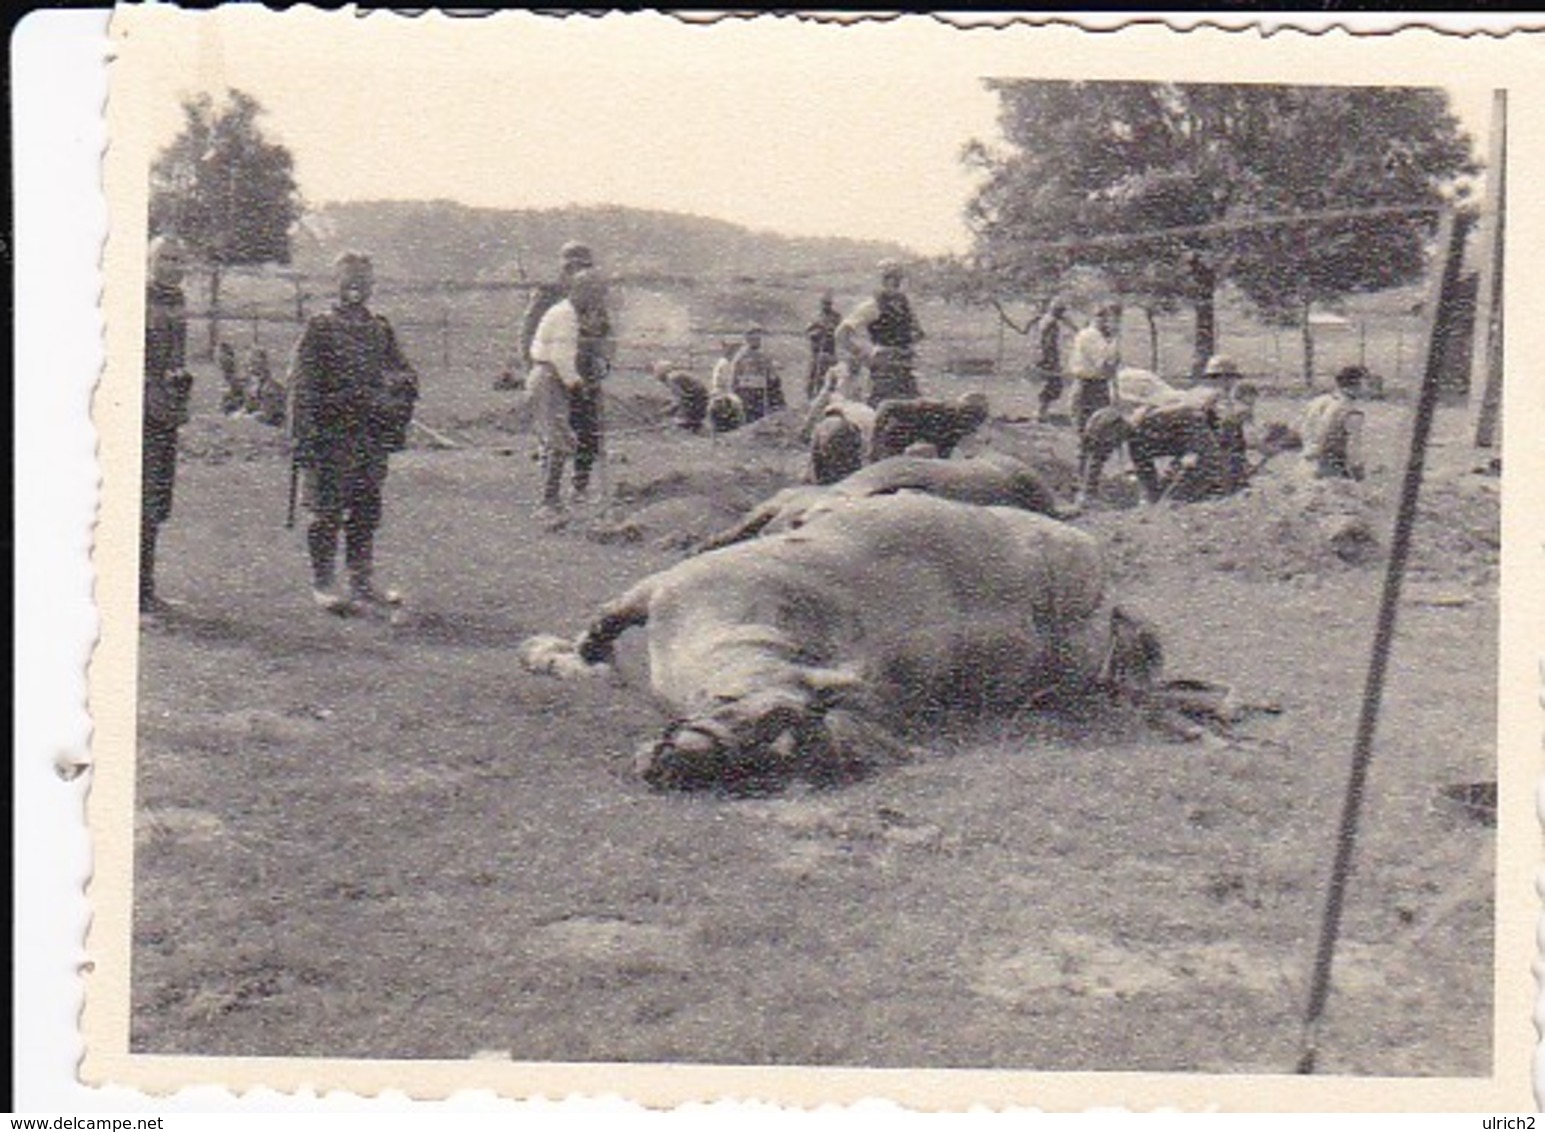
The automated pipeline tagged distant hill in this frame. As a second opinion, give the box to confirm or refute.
[290,200,913,287]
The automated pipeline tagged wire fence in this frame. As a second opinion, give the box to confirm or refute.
[184,193,1472,412]
[188,277,1436,403]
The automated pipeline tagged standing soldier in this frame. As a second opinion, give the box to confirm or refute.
[515,241,600,378]
[515,241,613,505]
[1031,297,1074,423]
[528,268,613,519]
[141,234,194,617]
[836,259,926,406]
[287,252,419,616]
[803,291,842,403]
[1068,302,1122,433]
[1067,302,1122,482]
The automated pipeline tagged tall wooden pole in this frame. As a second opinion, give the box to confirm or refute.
[1295,210,1472,1075]
[1471,90,1506,448]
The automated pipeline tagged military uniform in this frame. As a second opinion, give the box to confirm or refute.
[656,365,709,433]
[519,265,613,500]
[1032,308,1069,419]
[141,276,192,608]
[841,288,925,406]
[218,341,245,415]
[804,303,842,402]
[288,300,418,602]
[869,396,988,463]
[728,344,784,423]
[1301,391,1364,480]
[1080,396,1229,505]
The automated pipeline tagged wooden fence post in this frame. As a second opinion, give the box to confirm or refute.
[1471,89,1507,449]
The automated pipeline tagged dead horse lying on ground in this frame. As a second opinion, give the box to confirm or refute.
[696,451,1066,553]
[519,492,1167,791]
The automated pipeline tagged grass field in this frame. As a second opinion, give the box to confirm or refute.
[129,350,1499,1075]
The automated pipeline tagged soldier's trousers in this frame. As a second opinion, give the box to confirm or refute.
[303,436,389,586]
[1035,366,1064,413]
[568,383,602,491]
[140,422,180,600]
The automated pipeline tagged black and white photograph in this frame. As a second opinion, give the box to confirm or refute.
[38,7,1539,1113]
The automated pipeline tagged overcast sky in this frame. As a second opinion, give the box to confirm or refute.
[130,10,1495,258]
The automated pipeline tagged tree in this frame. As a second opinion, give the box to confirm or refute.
[149,89,302,355]
[1225,87,1477,384]
[964,81,1475,376]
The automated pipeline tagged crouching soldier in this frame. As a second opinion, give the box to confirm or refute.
[652,359,709,433]
[869,391,990,463]
[287,252,419,616]
[218,341,247,416]
[802,360,875,484]
[1080,389,1228,506]
[707,392,746,435]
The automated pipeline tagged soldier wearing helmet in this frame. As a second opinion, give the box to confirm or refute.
[1202,352,1243,394]
[287,251,420,617]
[512,240,601,376]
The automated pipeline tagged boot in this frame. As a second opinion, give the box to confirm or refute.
[346,530,402,612]
[308,521,349,612]
[139,522,168,615]
[533,456,567,523]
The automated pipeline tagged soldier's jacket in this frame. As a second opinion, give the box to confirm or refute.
[144,281,192,431]
[287,303,418,462]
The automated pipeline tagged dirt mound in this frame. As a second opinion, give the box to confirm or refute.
[1409,476,1502,583]
[1081,463,1499,587]
[604,387,677,429]
[967,419,1081,501]
[611,464,791,511]
[714,409,805,450]
[590,462,798,550]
